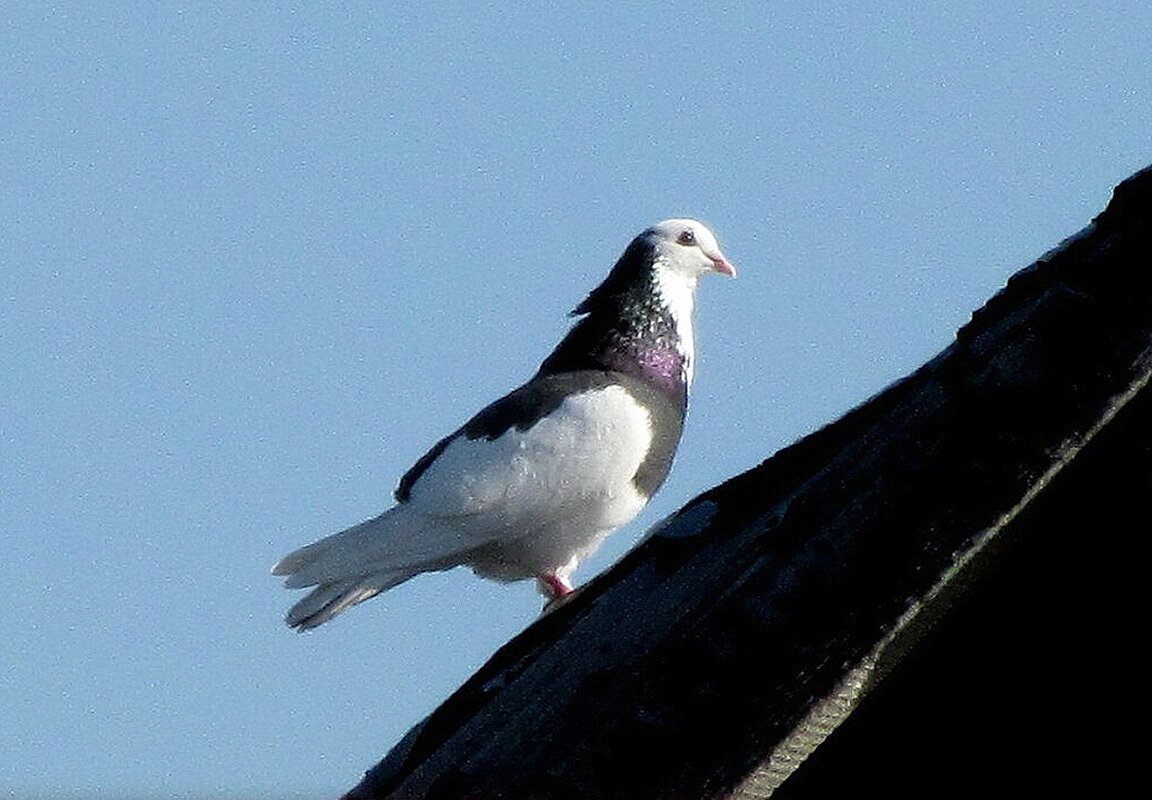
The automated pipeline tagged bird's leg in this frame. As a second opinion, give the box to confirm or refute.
[538,572,582,615]
[537,572,574,600]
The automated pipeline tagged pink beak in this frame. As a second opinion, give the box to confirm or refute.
[709,253,737,278]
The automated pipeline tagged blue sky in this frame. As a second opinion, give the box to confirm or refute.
[3,3,1149,798]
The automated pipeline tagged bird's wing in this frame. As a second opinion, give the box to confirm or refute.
[400,376,654,543]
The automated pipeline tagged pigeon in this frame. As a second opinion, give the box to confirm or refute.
[272,219,735,629]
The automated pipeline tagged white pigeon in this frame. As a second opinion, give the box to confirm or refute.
[273,219,735,629]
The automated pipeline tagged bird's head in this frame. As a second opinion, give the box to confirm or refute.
[642,219,737,280]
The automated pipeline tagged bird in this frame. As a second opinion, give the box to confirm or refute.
[272,219,735,629]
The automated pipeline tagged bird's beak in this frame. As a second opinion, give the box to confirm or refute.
[710,254,737,278]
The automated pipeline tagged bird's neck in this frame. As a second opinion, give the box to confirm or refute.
[538,267,695,402]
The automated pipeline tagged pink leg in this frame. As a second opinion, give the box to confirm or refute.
[537,573,574,600]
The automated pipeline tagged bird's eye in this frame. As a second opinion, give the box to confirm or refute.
[676,229,696,246]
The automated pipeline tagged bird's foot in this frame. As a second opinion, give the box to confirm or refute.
[537,573,580,614]
[537,572,574,600]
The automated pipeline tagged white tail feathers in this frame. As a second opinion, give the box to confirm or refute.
[272,506,477,630]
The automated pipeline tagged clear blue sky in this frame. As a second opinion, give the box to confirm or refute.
[3,3,1149,798]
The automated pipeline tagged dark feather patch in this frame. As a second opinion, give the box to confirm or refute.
[394,432,458,502]
[540,241,688,401]
[570,237,654,316]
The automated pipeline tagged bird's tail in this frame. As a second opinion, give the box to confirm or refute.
[277,573,410,631]
[271,508,470,630]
